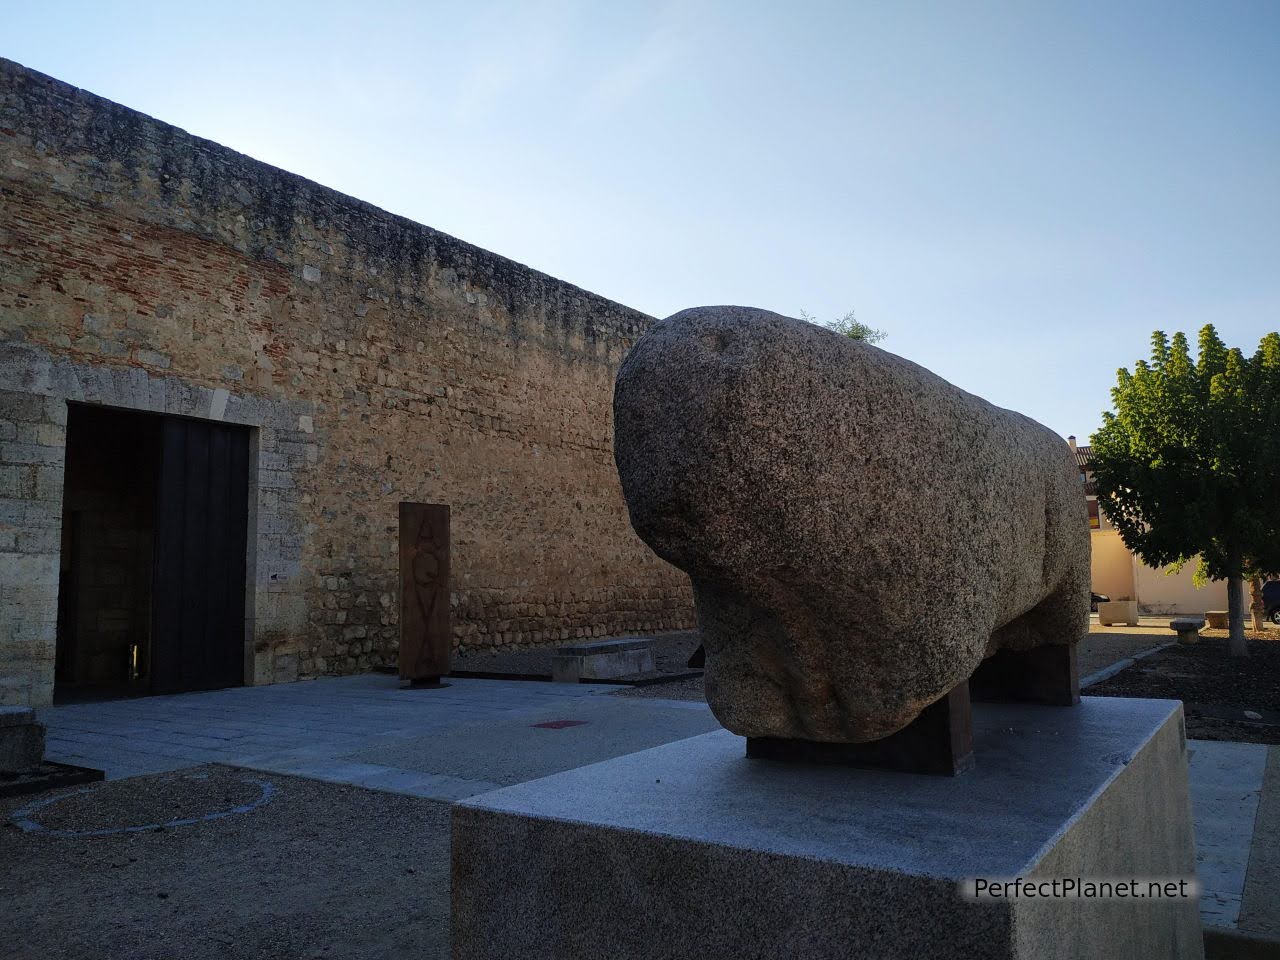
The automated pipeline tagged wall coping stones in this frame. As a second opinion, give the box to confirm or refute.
[0,57,653,355]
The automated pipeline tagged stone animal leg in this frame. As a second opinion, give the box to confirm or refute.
[972,580,1086,706]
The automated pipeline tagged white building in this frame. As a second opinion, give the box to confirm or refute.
[1070,436,1228,616]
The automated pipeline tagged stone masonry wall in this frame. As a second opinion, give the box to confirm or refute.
[0,58,694,705]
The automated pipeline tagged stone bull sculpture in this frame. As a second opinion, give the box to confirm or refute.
[614,306,1089,745]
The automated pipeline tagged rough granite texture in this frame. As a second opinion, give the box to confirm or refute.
[0,58,693,705]
[452,698,1201,960]
[614,306,1090,741]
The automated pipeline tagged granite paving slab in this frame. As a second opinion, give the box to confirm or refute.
[345,696,720,787]
[1238,745,1280,937]
[1187,739,1268,929]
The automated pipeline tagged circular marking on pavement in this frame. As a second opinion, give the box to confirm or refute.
[9,777,276,838]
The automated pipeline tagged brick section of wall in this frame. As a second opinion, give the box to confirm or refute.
[0,59,693,704]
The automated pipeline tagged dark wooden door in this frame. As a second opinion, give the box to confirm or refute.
[151,417,250,693]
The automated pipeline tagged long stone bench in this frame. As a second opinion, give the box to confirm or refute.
[551,638,656,683]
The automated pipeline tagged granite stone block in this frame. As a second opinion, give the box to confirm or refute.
[452,697,1201,960]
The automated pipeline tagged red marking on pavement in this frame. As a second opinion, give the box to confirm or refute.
[532,719,588,730]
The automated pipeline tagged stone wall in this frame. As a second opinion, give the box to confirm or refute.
[0,58,693,705]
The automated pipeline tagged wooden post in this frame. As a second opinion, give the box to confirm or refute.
[743,643,1082,777]
[968,643,1080,706]
[398,502,451,686]
[747,683,975,776]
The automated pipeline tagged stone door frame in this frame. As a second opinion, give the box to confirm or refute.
[0,343,314,706]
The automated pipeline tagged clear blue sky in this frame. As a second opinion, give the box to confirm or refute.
[5,1,1277,439]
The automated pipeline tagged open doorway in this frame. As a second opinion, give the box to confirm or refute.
[55,404,251,701]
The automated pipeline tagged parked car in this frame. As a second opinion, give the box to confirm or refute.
[1090,592,1110,613]
[1265,580,1280,625]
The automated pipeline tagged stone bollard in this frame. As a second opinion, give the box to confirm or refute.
[1169,617,1205,645]
[0,706,46,774]
[1206,610,1228,630]
[1097,600,1140,627]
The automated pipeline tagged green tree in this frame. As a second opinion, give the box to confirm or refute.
[1091,326,1280,656]
[800,309,886,344]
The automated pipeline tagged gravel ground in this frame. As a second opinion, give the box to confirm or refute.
[1200,627,1280,641]
[1,765,451,960]
[614,629,1166,703]
[1088,637,1280,743]
[1077,630,1170,679]
[613,673,707,701]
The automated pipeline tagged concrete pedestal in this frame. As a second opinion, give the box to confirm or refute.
[452,698,1201,960]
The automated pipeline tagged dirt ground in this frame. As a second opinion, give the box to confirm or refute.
[1199,627,1280,642]
[1088,637,1280,743]
[1,765,451,960]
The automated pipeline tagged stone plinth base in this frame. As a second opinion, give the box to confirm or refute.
[452,698,1201,960]
[550,638,655,683]
[0,706,46,774]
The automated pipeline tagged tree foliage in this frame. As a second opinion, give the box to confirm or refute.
[1091,325,1280,652]
[800,309,887,344]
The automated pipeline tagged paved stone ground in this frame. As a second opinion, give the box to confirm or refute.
[37,674,718,799]
[13,676,719,958]
[344,697,717,788]
[1240,746,1280,937]
[1188,739,1269,930]
[10,657,1275,954]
